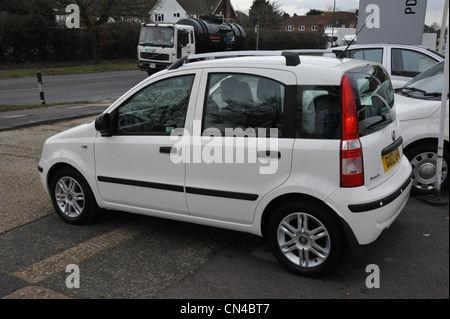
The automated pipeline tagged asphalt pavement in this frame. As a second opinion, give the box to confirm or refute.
[0,101,448,301]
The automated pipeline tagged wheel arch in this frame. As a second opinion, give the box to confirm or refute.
[260,193,342,238]
[47,162,80,191]
[259,192,366,269]
[404,137,449,154]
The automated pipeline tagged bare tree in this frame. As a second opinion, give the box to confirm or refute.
[55,0,150,63]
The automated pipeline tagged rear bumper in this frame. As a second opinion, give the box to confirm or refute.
[326,156,412,245]
[348,174,412,213]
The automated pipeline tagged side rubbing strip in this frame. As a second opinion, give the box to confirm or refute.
[97,176,184,193]
[97,176,259,201]
[186,187,259,201]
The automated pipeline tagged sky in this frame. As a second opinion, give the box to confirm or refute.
[232,0,449,26]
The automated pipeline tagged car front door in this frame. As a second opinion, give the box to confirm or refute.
[183,69,297,224]
[94,72,199,215]
[390,47,439,88]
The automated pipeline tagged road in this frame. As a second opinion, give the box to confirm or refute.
[0,116,448,304]
[0,70,148,105]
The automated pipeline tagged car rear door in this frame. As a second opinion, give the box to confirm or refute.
[183,68,297,224]
[389,45,441,88]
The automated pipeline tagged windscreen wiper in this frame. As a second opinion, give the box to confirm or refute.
[399,87,442,97]
[398,86,427,95]
[423,91,441,97]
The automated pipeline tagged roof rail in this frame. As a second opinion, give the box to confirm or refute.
[168,50,301,70]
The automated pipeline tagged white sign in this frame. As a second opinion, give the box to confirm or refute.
[357,0,428,45]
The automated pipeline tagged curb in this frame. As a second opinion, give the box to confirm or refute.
[0,103,109,132]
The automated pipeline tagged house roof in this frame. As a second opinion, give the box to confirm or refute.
[177,0,223,14]
[281,11,357,26]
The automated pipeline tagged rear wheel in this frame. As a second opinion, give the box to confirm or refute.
[50,167,98,225]
[268,200,346,277]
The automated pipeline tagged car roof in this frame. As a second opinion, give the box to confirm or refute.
[161,51,378,85]
[332,43,430,49]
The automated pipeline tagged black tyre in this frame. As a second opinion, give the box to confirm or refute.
[405,143,449,195]
[50,167,98,225]
[268,200,346,278]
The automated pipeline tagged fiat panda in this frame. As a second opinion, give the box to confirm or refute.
[39,51,412,277]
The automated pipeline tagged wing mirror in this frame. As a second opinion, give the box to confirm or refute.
[95,113,112,137]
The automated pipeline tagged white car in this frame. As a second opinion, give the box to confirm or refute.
[328,43,444,88]
[395,61,449,194]
[38,51,412,277]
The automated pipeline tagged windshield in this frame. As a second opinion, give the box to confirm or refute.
[139,26,174,47]
[397,61,445,100]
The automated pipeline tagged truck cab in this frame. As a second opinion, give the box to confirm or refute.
[137,17,246,76]
[137,24,195,75]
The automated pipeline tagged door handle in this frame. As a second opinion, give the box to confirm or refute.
[257,151,281,159]
[159,146,174,154]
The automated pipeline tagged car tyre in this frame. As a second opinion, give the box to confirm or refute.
[268,200,346,277]
[50,167,98,225]
[405,143,449,195]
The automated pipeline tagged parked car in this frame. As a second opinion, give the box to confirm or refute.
[395,61,449,194]
[326,43,444,88]
[38,51,412,277]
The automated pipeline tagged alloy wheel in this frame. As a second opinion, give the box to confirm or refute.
[276,212,331,268]
[54,176,85,218]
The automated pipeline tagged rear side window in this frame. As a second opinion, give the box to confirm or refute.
[346,65,396,136]
[296,86,341,139]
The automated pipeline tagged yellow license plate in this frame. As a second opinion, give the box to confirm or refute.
[382,148,401,172]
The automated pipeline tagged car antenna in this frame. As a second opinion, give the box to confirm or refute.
[333,12,373,58]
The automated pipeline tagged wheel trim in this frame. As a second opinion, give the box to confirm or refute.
[55,176,85,218]
[410,151,448,191]
[277,212,331,268]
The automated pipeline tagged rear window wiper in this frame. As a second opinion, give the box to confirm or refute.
[365,116,389,131]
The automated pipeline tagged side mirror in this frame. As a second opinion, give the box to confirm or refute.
[95,113,112,137]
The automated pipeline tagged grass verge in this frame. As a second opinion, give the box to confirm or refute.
[0,60,137,79]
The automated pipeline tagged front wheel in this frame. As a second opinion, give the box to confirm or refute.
[405,143,449,195]
[50,167,98,225]
[268,200,346,277]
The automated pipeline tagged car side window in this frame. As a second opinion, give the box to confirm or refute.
[296,86,341,139]
[348,48,383,64]
[115,74,194,135]
[391,48,438,77]
[203,73,285,137]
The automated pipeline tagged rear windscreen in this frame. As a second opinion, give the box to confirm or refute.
[345,65,396,136]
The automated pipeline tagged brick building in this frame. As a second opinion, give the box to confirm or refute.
[280,11,358,33]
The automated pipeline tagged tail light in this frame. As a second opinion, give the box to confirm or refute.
[340,75,364,187]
